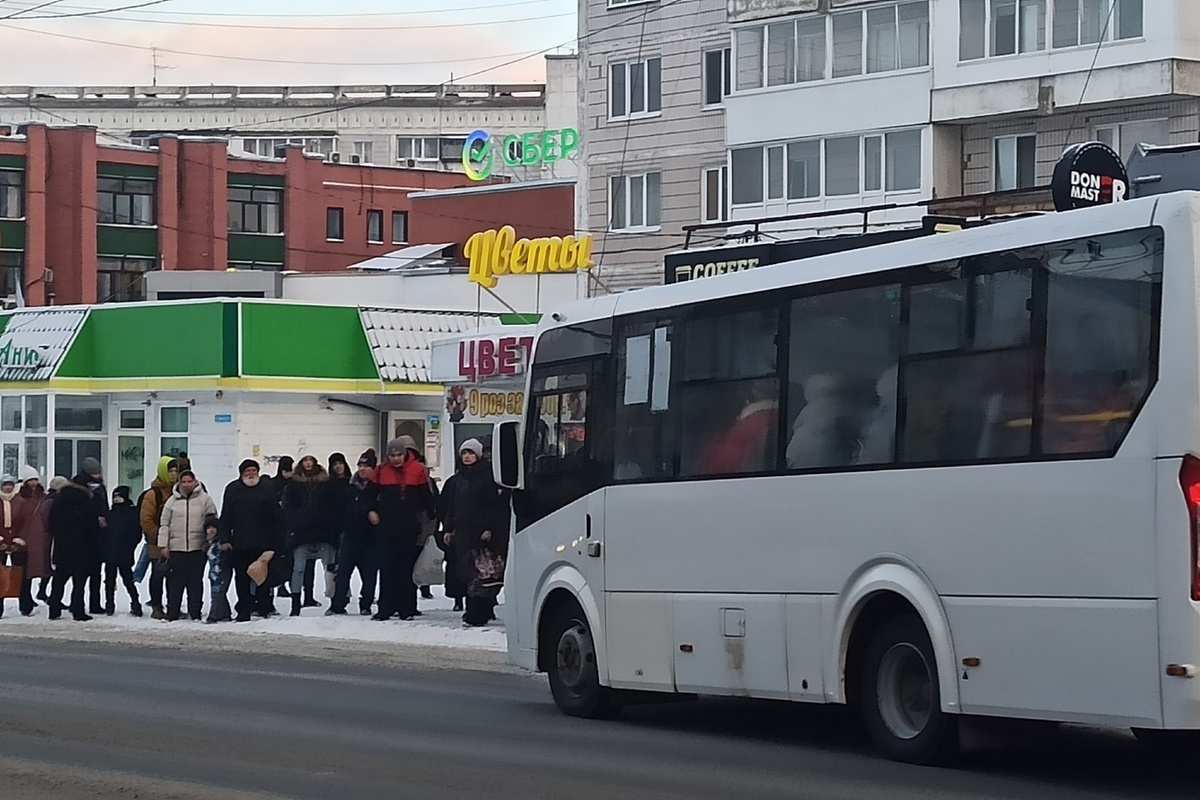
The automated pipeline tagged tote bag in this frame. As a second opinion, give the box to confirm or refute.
[412,537,445,587]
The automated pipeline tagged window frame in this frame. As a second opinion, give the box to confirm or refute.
[609,172,663,233]
[1094,117,1169,163]
[326,207,345,241]
[0,169,24,220]
[993,133,1038,191]
[609,56,664,121]
[97,176,157,227]
[97,256,155,303]
[392,211,409,245]
[227,186,284,235]
[702,165,729,223]
[703,46,733,108]
[367,209,384,244]
[397,136,441,162]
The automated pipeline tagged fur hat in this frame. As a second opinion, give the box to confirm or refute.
[357,448,378,468]
[238,459,260,476]
[459,439,484,458]
[48,476,69,492]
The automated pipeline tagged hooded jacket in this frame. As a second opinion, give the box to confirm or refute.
[374,449,434,543]
[159,482,219,553]
[281,461,332,546]
[140,456,176,560]
[103,487,143,566]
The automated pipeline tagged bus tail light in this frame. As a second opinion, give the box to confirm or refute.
[1178,455,1200,601]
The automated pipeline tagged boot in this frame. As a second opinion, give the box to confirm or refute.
[420,585,434,600]
[302,590,320,608]
[277,585,290,598]
[453,599,464,612]
[73,610,93,622]
[129,600,143,617]
[290,593,302,617]
[104,591,116,616]
[150,604,166,621]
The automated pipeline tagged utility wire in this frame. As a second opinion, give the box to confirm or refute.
[1,0,174,19]
[16,9,574,29]
[0,0,69,19]
[1063,0,1118,148]
[0,0,562,17]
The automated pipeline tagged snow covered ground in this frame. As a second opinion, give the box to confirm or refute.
[0,575,509,653]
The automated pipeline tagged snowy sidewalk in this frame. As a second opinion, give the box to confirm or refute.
[0,591,508,653]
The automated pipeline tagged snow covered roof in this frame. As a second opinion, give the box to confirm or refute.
[359,308,500,383]
[0,307,88,382]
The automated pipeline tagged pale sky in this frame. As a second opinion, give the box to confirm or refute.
[0,0,577,86]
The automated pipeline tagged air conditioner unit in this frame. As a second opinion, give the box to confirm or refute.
[2,294,16,310]
[329,152,341,163]
[44,267,53,284]
[350,154,362,164]
[404,158,417,167]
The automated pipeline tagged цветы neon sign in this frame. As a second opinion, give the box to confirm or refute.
[464,226,594,288]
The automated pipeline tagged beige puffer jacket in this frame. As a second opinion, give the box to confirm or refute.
[158,484,218,553]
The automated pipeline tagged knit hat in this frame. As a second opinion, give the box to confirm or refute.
[18,465,38,483]
[48,476,69,492]
[387,435,418,455]
[357,448,378,468]
[277,456,294,473]
[81,457,102,477]
[459,439,484,458]
[0,475,15,485]
[329,452,348,470]
[113,485,132,502]
[238,458,260,476]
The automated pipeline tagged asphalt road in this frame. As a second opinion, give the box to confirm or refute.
[0,636,1194,800]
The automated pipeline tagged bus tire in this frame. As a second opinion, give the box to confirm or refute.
[859,614,958,765]
[546,604,620,719]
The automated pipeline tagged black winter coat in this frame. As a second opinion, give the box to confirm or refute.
[102,501,142,567]
[342,476,380,543]
[281,466,333,546]
[218,478,285,553]
[443,463,509,557]
[324,475,354,540]
[49,483,101,570]
[72,471,110,518]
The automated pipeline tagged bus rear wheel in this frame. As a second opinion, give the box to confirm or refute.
[860,615,958,765]
[546,605,620,719]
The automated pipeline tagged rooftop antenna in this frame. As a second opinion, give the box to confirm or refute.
[151,47,175,87]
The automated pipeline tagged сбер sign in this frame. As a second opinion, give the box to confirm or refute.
[462,128,580,181]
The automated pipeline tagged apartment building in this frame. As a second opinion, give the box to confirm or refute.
[720,0,1198,234]
[0,54,579,183]
[579,0,731,290]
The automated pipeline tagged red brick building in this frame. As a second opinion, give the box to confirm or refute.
[0,124,576,306]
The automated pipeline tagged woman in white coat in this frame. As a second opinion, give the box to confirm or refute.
[159,470,218,622]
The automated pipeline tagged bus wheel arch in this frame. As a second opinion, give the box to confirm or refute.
[834,560,960,715]
[537,589,621,719]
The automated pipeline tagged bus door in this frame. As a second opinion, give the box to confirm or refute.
[519,358,611,631]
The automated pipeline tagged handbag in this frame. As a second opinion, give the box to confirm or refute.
[468,548,505,599]
[0,563,24,599]
[412,536,445,587]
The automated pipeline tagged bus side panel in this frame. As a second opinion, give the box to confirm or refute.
[945,597,1161,726]
[605,592,675,692]
[1155,457,1200,729]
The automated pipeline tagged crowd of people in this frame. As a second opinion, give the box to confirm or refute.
[0,435,511,629]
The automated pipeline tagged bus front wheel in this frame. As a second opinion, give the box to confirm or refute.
[546,606,620,719]
[859,615,958,765]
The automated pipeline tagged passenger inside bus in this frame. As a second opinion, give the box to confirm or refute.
[696,379,779,475]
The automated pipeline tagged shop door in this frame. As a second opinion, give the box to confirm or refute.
[116,408,148,492]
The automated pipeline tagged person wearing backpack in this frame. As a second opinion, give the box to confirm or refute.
[139,457,178,620]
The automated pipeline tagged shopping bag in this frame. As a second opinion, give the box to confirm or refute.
[468,549,505,600]
[0,563,24,599]
[412,537,444,587]
[324,567,337,599]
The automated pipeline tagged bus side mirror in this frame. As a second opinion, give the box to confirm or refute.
[493,420,524,490]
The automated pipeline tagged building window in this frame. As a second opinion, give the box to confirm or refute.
[960,0,1048,58]
[610,57,663,119]
[608,0,651,7]
[240,137,336,158]
[367,209,384,244]
[994,134,1037,190]
[731,129,923,206]
[0,252,21,301]
[98,256,154,303]
[392,211,408,245]
[702,166,728,222]
[228,187,283,234]
[1053,0,1142,48]
[1094,118,1168,163]
[736,2,927,90]
[326,207,344,241]
[439,137,466,163]
[0,170,22,219]
[160,407,189,458]
[353,141,373,163]
[97,177,156,226]
[704,47,732,106]
[398,137,440,163]
[609,173,662,231]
